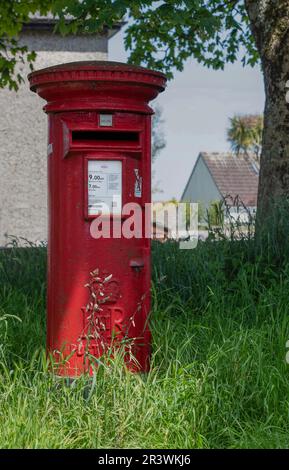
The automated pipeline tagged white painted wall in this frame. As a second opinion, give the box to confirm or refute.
[0,31,108,246]
[181,155,221,211]
[226,206,256,224]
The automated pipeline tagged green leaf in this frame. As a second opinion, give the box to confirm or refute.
[0,0,259,88]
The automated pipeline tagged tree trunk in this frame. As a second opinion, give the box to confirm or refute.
[245,0,289,220]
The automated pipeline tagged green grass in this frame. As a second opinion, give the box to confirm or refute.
[1,230,289,448]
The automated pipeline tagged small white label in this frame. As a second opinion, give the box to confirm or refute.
[88,160,122,215]
[99,114,113,127]
[134,169,142,198]
[47,143,53,156]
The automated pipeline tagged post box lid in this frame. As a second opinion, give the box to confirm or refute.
[29,60,165,77]
[28,61,166,90]
[28,61,167,114]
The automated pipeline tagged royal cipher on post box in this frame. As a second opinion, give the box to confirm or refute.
[28,61,167,376]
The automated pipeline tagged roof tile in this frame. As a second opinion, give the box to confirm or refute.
[201,152,259,207]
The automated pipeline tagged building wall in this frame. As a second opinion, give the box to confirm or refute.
[181,155,221,213]
[227,206,256,224]
[0,31,108,246]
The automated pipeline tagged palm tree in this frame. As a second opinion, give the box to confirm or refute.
[227,114,263,159]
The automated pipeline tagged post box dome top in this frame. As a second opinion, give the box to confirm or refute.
[28,61,167,114]
[28,60,166,84]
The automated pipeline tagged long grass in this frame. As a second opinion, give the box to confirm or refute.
[1,217,289,448]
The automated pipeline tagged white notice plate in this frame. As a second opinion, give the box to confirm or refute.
[88,160,122,216]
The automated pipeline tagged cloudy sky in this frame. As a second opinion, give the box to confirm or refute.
[109,26,265,201]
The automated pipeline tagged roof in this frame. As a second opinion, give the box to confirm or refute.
[22,14,123,39]
[183,152,260,207]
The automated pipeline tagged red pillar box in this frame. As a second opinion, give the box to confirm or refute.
[28,62,166,376]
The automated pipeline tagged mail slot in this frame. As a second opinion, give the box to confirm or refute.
[28,61,167,376]
[72,130,140,144]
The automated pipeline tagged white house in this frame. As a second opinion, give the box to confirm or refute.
[0,16,122,245]
[181,152,259,223]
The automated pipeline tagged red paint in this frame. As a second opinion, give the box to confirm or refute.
[28,61,166,376]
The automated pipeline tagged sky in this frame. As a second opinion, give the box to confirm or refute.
[109,27,265,201]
